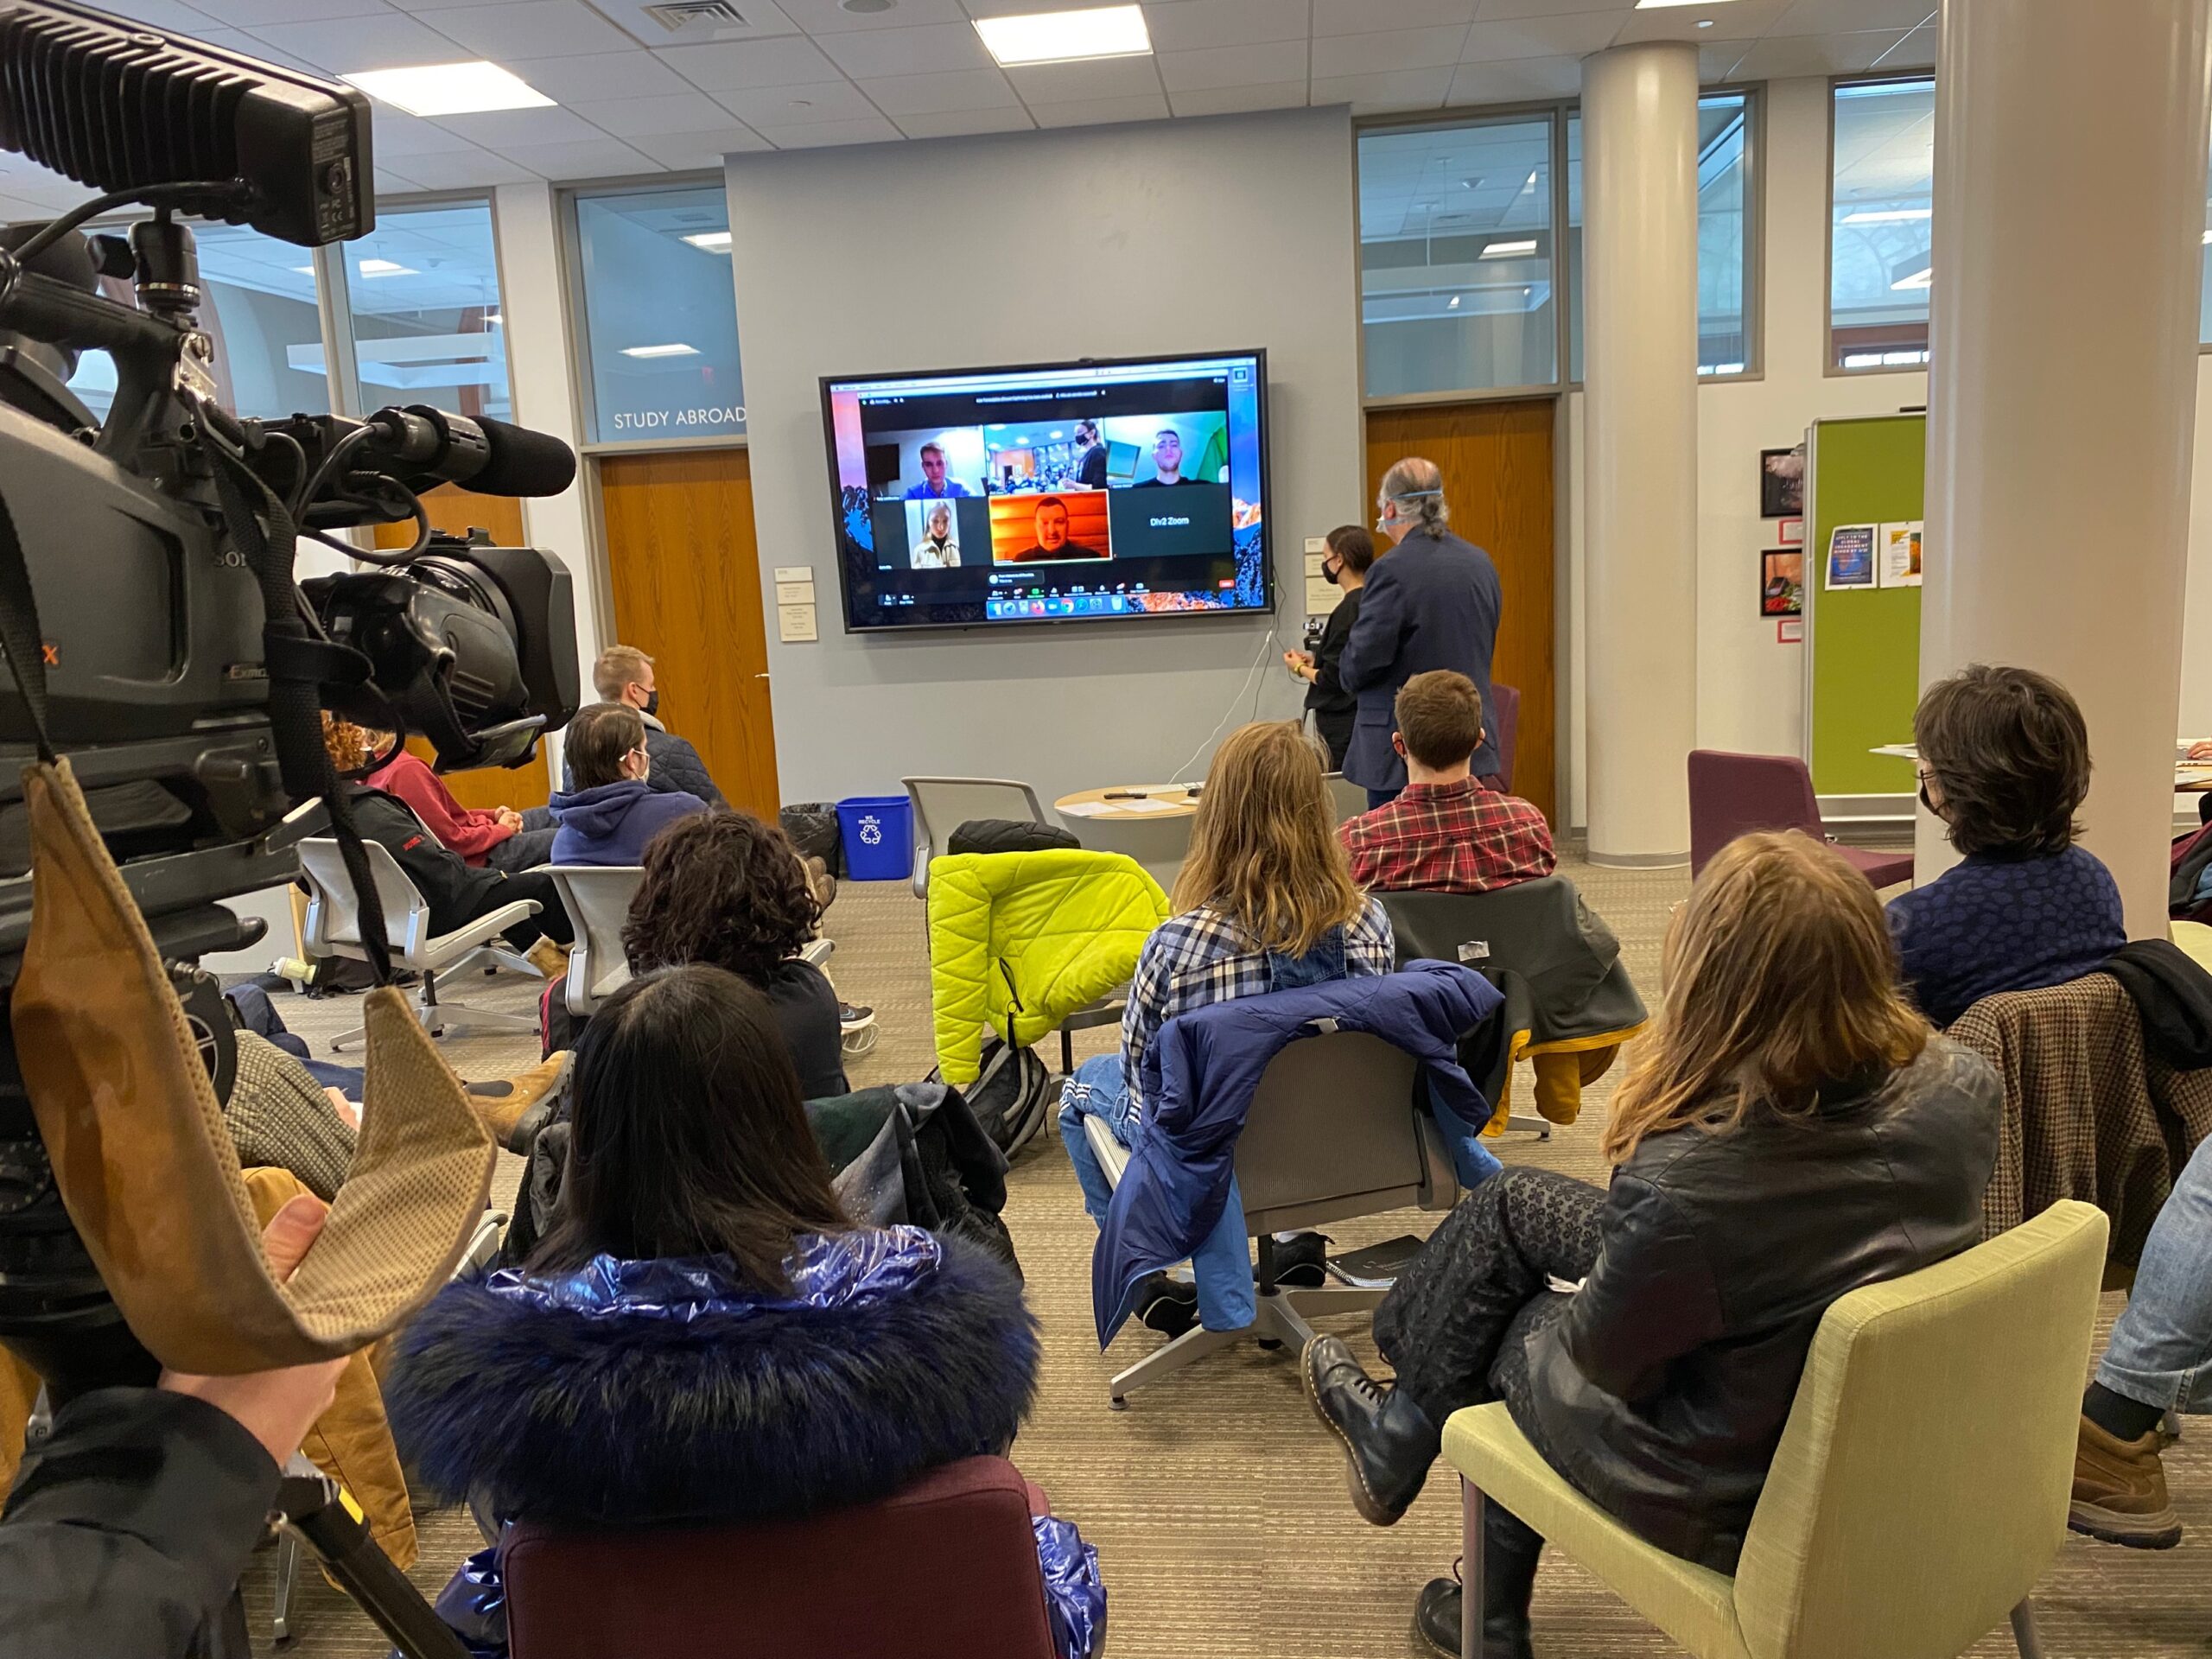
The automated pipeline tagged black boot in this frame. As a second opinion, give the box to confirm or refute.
[1301,1336,1440,1525]
[1410,1501,1542,1657]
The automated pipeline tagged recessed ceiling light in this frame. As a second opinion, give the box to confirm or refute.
[1843,207,1933,224]
[623,342,700,358]
[975,4,1150,67]
[682,230,734,251]
[340,60,553,118]
[1891,266,1932,291]
[843,0,896,10]
[1479,238,1537,260]
[1695,17,1714,26]
[356,258,416,277]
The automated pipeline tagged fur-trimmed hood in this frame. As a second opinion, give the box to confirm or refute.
[385,1226,1039,1529]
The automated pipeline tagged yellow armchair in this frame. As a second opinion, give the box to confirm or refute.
[1440,1200,2108,1659]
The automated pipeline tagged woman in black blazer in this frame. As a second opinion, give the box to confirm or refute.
[1285,525,1376,772]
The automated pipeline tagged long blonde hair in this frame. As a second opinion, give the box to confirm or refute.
[1172,721,1364,957]
[1602,831,1928,1165]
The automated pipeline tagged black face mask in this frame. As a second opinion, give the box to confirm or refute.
[643,690,659,719]
[1918,784,1937,817]
[1321,557,1342,588]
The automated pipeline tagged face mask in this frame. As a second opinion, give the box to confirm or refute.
[1918,784,1939,817]
[1322,557,1342,587]
[642,689,659,718]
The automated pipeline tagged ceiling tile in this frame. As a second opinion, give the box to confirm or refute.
[1770,0,1934,34]
[963,0,1124,15]
[1166,79,1309,117]
[98,0,226,29]
[757,114,905,145]
[569,91,741,134]
[430,105,607,145]
[371,109,486,155]
[1472,0,1633,17]
[1308,65,1454,112]
[818,22,994,76]
[1314,0,1477,35]
[1031,92,1173,127]
[626,125,775,165]
[242,12,463,73]
[499,137,664,178]
[1006,54,1164,102]
[859,67,1021,114]
[389,149,544,187]
[1141,0,1309,52]
[893,105,1038,137]
[1726,26,1917,79]
[778,0,976,28]
[714,78,884,123]
[165,26,324,73]
[386,0,543,10]
[190,0,385,26]
[1446,52,1581,101]
[1460,10,1619,60]
[1158,40,1306,92]
[1313,25,1467,79]
[503,50,693,101]
[424,0,636,57]
[1878,22,1936,68]
[663,37,843,90]
[373,167,423,194]
[1611,0,1789,44]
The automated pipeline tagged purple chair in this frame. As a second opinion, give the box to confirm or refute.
[1687,750,1915,888]
[1490,683,1521,792]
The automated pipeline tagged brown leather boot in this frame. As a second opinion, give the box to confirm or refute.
[2069,1414,2182,1548]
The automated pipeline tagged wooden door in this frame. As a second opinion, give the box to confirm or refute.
[599,448,779,819]
[371,483,552,810]
[1363,399,1557,826]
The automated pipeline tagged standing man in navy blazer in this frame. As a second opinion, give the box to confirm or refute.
[1336,457,1503,809]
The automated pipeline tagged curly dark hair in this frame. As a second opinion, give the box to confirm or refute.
[1915,664,2090,859]
[622,810,822,987]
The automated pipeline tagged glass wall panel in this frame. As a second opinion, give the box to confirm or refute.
[1828,77,1934,371]
[341,200,510,419]
[572,183,746,442]
[1358,116,1558,397]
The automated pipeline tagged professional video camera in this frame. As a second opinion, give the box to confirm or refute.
[0,5,582,1653]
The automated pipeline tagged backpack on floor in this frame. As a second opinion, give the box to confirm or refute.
[931,1034,1053,1156]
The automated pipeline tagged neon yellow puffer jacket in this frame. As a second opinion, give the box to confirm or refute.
[927,849,1169,1085]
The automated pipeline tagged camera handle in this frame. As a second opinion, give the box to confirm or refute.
[273,1464,473,1659]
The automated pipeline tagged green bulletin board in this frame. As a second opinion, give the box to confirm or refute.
[1805,413,1924,797]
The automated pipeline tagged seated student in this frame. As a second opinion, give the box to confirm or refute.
[618,809,849,1101]
[1057,721,1395,1336]
[323,715,572,956]
[1303,831,1999,1657]
[1890,664,2125,1027]
[387,966,1104,1659]
[547,702,707,867]
[1341,671,1553,894]
[2072,1128,2212,1551]
[362,725,554,872]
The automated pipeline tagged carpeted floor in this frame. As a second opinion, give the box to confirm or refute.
[248,849,2212,1658]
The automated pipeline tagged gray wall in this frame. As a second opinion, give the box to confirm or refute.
[726,107,1363,809]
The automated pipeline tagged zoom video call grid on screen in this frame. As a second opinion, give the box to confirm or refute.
[823,352,1271,632]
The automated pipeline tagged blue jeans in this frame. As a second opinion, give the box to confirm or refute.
[2099,1132,2212,1413]
[1057,1053,1258,1332]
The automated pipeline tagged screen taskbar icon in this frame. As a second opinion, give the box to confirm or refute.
[986,594,1137,619]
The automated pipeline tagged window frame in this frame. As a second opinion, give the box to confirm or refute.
[1353,80,1765,410]
[558,170,750,456]
[1822,72,1936,379]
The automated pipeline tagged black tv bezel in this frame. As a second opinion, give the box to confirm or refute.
[817,347,1277,635]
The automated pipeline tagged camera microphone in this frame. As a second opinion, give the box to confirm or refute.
[360,404,577,498]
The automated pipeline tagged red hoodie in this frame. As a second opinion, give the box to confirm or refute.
[365,750,513,867]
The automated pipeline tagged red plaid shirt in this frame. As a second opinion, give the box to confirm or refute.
[1341,775,1554,894]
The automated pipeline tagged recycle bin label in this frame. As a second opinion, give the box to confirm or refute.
[858,814,882,846]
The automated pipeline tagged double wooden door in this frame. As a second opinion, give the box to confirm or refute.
[1363,399,1557,826]
[598,448,780,820]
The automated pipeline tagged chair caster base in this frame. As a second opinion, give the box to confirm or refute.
[1109,1396,1128,1412]
[1255,1336,1283,1351]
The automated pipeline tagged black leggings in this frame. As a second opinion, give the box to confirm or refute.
[1373,1167,1605,1428]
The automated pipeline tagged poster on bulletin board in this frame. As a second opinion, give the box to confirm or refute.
[1880,520,1923,588]
[1825,524,1876,589]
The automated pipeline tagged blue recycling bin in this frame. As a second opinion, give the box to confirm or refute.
[836,795,914,882]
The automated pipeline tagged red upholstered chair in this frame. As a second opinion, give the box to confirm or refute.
[1489,683,1521,792]
[503,1456,1064,1659]
[1687,749,1915,888]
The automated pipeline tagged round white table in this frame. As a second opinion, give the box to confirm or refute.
[1055,784,1200,889]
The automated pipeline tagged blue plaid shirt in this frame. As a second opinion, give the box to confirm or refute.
[1120,898,1395,1109]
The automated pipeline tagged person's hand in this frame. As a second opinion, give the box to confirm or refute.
[159,1195,350,1469]
[1282,650,1313,681]
[2190,741,2212,762]
[323,1087,359,1131]
[495,807,524,833]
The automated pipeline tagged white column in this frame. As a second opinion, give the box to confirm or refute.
[1582,42,1700,866]
[1918,0,2212,935]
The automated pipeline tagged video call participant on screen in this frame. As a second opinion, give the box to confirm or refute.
[1008,496,1105,562]
[1075,419,1107,489]
[904,442,972,499]
[1134,427,1201,487]
[912,503,961,569]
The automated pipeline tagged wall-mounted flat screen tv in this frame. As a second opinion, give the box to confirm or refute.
[821,350,1274,632]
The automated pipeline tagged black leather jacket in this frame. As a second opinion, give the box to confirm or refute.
[1520,1037,2000,1573]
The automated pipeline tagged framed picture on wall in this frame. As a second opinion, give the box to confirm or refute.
[1760,446,1805,518]
[1761,549,1804,617]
